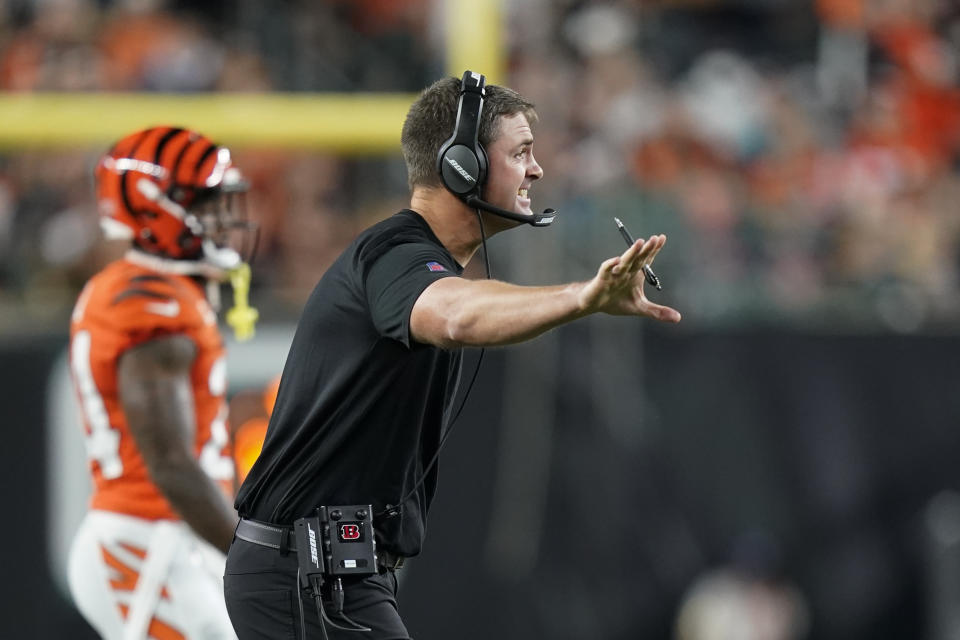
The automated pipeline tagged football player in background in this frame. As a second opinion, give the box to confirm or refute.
[230,375,279,486]
[67,126,257,639]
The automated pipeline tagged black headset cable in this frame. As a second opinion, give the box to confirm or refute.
[377,209,491,520]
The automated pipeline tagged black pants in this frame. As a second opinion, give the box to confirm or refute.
[224,536,412,640]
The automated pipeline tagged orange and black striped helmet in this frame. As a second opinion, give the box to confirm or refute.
[95,126,248,265]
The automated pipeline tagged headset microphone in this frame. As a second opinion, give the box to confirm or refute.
[438,70,558,228]
[465,195,556,227]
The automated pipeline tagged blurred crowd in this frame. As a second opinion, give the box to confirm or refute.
[2,0,960,334]
[512,0,960,331]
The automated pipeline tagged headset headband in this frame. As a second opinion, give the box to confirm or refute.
[450,71,485,151]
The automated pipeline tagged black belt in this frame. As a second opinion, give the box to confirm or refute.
[235,518,405,571]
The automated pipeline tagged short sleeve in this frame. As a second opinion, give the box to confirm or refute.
[364,242,458,346]
[97,274,209,351]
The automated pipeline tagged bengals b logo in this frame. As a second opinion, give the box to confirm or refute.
[340,523,361,541]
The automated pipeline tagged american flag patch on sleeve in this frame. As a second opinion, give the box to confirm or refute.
[425,261,447,272]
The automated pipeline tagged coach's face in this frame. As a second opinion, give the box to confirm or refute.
[483,113,543,221]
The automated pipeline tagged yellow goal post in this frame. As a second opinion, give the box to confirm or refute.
[0,0,504,152]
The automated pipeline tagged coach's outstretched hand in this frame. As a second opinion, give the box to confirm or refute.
[579,234,681,323]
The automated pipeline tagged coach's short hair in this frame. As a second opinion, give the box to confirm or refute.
[401,76,538,192]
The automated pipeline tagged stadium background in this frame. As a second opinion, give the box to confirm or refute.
[2,0,960,638]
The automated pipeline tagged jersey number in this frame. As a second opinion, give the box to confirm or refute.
[200,356,234,481]
[72,334,234,483]
[71,330,123,479]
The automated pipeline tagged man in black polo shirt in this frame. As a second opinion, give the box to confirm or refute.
[224,72,681,639]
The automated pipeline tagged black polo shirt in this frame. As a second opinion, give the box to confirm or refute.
[235,210,463,556]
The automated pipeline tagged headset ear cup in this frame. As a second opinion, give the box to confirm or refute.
[436,137,455,191]
[439,144,482,197]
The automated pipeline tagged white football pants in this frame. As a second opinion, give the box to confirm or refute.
[68,510,236,640]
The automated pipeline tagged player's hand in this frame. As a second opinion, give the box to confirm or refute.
[578,234,681,323]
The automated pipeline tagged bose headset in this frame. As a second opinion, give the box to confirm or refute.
[436,70,557,226]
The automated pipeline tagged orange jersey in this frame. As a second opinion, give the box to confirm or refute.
[69,256,234,520]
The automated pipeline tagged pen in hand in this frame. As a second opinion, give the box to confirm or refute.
[613,217,662,291]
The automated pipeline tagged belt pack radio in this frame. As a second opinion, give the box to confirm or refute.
[294,504,377,581]
[294,505,376,634]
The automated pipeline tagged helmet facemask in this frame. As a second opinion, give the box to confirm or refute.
[183,175,259,279]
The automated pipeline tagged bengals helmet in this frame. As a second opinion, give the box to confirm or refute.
[95,126,253,277]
